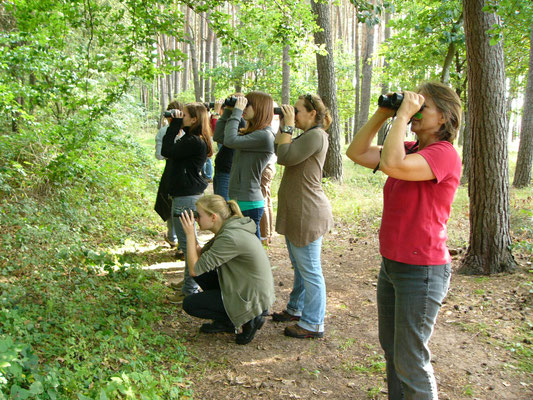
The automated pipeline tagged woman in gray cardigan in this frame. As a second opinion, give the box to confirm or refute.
[213,91,276,238]
[272,94,333,339]
[180,195,275,345]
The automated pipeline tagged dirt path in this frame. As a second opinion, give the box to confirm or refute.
[160,226,532,400]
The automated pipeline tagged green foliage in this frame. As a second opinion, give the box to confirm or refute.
[206,0,318,100]
[381,0,465,90]
[0,264,190,399]
[0,88,189,397]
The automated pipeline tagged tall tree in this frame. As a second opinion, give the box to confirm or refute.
[513,27,533,188]
[358,18,375,130]
[310,0,342,180]
[282,44,291,104]
[377,9,391,145]
[460,0,516,274]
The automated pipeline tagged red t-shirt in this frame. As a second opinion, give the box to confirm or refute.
[379,141,462,265]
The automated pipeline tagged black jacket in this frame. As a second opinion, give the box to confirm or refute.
[161,118,208,197]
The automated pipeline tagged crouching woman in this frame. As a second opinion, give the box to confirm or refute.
[180,195,275,345]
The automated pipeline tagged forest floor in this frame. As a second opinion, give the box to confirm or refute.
[145,221,533,400]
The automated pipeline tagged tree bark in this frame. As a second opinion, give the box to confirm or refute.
[358,21,375,131]
[211,35,218,102]
[199,12,205,99]
[441,13,463,85]
[182,6,190,92]
[352,7,360,136]
[282,44,291,104]
[460,0,516,274]
[377,10,391,145]
[204,13,214,102]
[311,0,342,181]
[460,107,471,185]
[513,27,533,188]
[187,24,202,102]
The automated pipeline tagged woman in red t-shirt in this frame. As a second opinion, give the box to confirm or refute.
[347,81,462,400]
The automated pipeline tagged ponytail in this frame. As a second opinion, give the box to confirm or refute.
[196,195,243,220]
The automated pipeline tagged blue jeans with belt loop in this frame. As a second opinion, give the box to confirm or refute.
[285,236,326,333]
[172,194,202,295]
[377,257,451,400]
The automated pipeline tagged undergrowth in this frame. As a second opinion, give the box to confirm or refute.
[0,101,190,399]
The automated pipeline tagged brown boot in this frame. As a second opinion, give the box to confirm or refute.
[284,324,324,339]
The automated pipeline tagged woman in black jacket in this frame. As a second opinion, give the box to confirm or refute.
[161,102,213,296]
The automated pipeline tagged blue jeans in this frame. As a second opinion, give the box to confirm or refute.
[285,236,326,333]
[213,171,230,201]
[172,195,202,295]
[377,257,451,400]
[202,159,213,180]
[166,217,177,243]
[241,207,264,239]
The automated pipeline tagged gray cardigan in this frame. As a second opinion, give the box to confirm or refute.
[194,217,275,328]
[214,108,275,202]
[276,127,333,246]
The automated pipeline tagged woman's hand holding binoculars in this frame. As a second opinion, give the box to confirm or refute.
[234,96,248,111]
[280,104,296,128]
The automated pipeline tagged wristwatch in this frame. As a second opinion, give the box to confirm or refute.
[281,126,295,135]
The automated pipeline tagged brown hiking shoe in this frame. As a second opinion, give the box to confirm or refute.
[284,324,324,339]
[271,310,300,322]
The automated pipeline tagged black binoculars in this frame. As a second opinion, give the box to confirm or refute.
[173,209,199,219]
[378,93,404,110]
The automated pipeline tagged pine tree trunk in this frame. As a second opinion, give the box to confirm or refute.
[282,44,291,104]
[377,10,391,145]
[199,12,205,99]
[358,21,375,131]
[204,13,214,102]
[460,0,516,274]
[211,35,218,102]
[513,28,533,188]
[352,7,360,136]
[460,108,471,185]
[441,13,463,85]
[311,0,342,181]
[187,24,202,102]
[182,7,190,92]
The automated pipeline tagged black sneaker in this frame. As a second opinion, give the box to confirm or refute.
[199,320,235,334]
[235,315,265,345]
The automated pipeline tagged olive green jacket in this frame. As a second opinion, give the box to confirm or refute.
[194,217,275,328]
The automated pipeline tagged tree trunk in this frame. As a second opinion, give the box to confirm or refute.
[187,24,202,101]
[211,35,218,102]
[460,107,471,185]
[182,7,190,92]
[441,13,463,85]
[358,21,375,131]
[460,0,516,274]
[311,0,342,181]
[199,12,205,99]
[282,44,291,104]
[158,74,167,129]
[204,13,214,102]
[352,7,360,136]
[377,10,391,145]
[513,28,533,188]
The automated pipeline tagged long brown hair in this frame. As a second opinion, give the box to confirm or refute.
[185,102,213,157]
[417,82,462,143]
[299,94,332,130]
[196,195,243,221]
[240,91,274,134]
